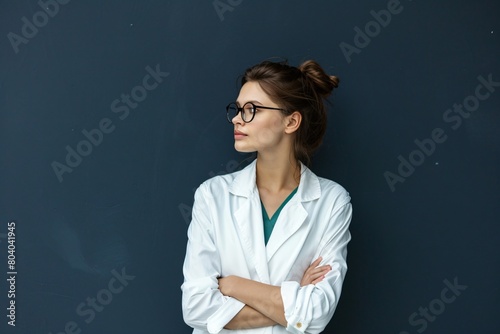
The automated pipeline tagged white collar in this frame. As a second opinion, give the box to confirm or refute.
[228,159,321,202]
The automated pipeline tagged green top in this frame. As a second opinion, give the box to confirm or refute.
[261,187,298,245]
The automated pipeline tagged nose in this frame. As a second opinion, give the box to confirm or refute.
[232,111,243,125]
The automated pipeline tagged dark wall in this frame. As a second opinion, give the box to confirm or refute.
[1,1,499,333]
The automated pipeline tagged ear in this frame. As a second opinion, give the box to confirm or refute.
[284,111,302,134]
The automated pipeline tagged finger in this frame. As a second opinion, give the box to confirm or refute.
[306,268,329,280]
[304,269,326,280]
[307,265,331,275]
[305,259,325,274]
[307,272,326,282]
[311,275,325,285]
[315,264,331,271]
[310,257,322,267]
[304,269,330,284]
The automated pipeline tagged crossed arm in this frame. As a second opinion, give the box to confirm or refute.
[218,257,331,330]
[183,186,352,332]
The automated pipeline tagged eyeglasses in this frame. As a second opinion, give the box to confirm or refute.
[226,102,284,123]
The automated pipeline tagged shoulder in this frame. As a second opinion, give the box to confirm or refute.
[318,176,350,202]
[309,169,351,211]
[197,174,230,195]
[196,165,248,197]
[311,175,353,232]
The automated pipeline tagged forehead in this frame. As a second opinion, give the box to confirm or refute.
[236,81,274,105]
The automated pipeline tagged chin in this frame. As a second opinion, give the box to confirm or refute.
[234,143,255,153]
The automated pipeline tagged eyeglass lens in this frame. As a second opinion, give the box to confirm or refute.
[227,103,255,122]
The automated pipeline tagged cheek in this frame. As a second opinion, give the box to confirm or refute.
[254,116,284,144]
[255,128,276,144]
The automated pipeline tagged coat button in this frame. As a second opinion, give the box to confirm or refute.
[296,322,302,328]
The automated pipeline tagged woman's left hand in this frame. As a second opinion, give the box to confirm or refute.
[300,256,331,286]
[218,275,237,296]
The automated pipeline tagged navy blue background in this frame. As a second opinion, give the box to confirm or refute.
[1,0,499,333]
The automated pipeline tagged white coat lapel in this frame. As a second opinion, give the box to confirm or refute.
[233,195,270,283]
[230,160,271,283]
[265,201,308,262]
[266,162,321,263]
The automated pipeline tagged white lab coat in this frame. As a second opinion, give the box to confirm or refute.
[181,159,352,334]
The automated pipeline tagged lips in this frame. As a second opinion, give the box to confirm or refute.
[234,131,247,136]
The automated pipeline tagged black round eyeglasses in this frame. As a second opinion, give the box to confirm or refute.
[226,102,284,123]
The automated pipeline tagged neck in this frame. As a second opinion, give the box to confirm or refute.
[256,151,300,193]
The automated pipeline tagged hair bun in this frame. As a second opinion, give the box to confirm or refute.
[298,60,339,98]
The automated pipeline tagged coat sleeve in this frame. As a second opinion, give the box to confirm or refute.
[281,198,352,334]
[181,183,245,333]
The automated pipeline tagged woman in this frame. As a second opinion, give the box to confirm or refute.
[181,59,352,334]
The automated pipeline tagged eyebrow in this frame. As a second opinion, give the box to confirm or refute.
[235,100,263,106]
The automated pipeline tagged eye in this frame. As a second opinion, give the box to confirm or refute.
[243,104,254,113]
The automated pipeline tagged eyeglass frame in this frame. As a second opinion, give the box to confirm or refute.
[226,102,285,123]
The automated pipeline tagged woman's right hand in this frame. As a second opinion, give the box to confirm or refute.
[300,256,331,286]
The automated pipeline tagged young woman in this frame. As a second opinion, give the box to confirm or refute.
[181,59,352,334]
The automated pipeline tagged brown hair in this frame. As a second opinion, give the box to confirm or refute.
[241,59,339,166]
